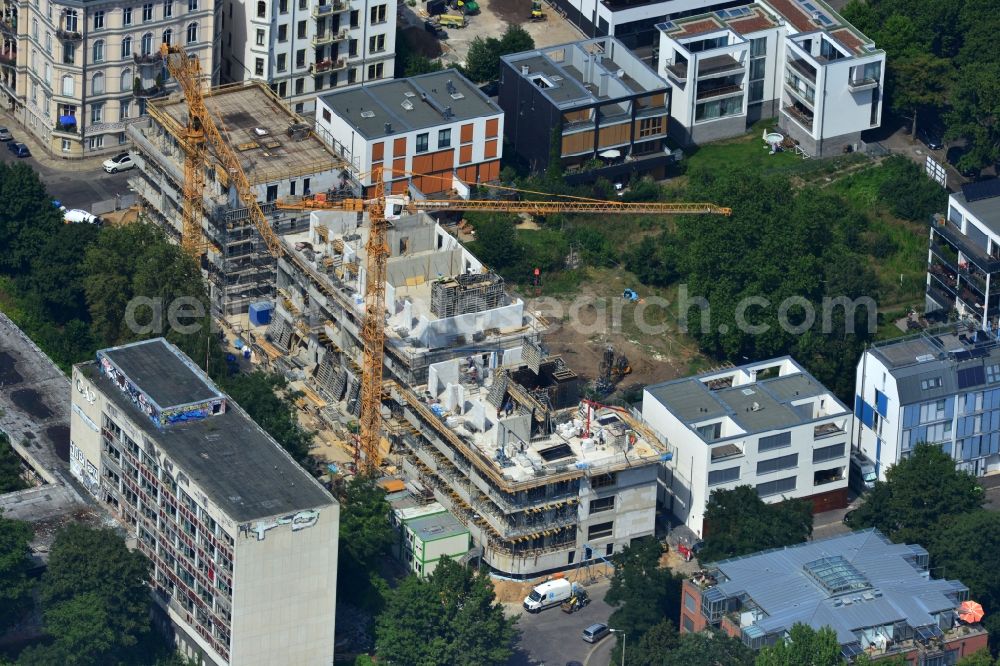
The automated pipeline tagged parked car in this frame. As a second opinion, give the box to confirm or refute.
[61,207,102,225]
[102,151,135,173]
[423,19,447,38]
[582,623,610,643]
[918,128,943,151]
[0,127,12,141]
[12,143,30,158]
[6,138,19,152]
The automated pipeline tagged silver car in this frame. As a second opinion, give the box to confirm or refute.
[0,127,12,141]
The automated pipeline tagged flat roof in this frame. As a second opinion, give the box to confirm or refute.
[645,357,844,439]
[407,511,468,543]
[100,338,223,410]
[80,346,334,522]
[702,529,970,646]
[318,69,500,141]
[150,82,342,185]
[953,189,1000,237]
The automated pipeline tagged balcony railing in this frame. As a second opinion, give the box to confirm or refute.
[56,28,82,41]
[312,0,348,17]
[666,62,688,83]
[783,80,815,109]
[134,52,164,65]
[696,83,744,101]
[697,55,743,77]
[311,29,348,47]
[847,77,879,92]
[959,266,988,297]
[0,51,14,65]
[782,104,814,130]
[932,221,1000,273]
[813,423,845,440]
[134,84,165,98]
[928,264,958,294]
[310,58,346,74]
[787,58,817,82]
[926,281,956,313]
[0,18,15,35]
[929,239,959,270]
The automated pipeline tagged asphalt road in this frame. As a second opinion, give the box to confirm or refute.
[509,579,616,666]
[0,130,128,210]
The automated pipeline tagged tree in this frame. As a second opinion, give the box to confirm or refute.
[0,510,34,632]
[467,215,524,271]
[945,61,1000,171]
[605,537,683,662]
[0,162,63,277]
[630,619,679,666]
[957,649,998,666]
[337,474,394,611]
[405,55,444,77]
[890,53,952,137]
[755,624,841,666]
[35,524,152,664]
[223,372,314,463]
[0,432,27,494]
[461,25,535,83]
[497,24,533,55]
[374,558,516,665]
[660,630,755,666]
[698,486,812,563]
[846,443,982,545]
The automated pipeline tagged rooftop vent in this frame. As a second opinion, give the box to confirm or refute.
[360,110,375,119]
[750,401,761,411]
[401,99,414,111]
[520,64,529,75]
[404,91,416,97]
[450,91,465,100]
[446,79,457,95]
[384,122,392,134]
[443,105,453,120]
[741,388,755,396]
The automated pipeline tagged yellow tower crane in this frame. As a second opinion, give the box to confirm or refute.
[159,43,733,475]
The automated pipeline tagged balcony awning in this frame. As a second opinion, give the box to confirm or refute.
[59,115,76,125]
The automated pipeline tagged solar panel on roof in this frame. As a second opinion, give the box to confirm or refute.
[841,643,863,659]
[957,365,986,389]
[818,15,833,25]
[802,1,815,9]
[962,179,1000,203]
[715,9,727,17]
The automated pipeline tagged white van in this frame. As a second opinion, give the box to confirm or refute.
[523,578,572,613]
[850,452,877,492]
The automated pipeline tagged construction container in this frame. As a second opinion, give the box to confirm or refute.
[248,301,274,326]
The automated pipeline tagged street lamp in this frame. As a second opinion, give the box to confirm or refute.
[609,628,626,666]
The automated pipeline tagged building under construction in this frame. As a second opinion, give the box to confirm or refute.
[128,82,351,316]
[385,345,673,577]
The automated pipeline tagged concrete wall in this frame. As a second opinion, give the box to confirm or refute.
[230,506,339,665]
[69,366,108,499]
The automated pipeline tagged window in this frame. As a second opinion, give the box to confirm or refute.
[638,117,663,137]
[348,38,358,57]
[588,521,613,540]
[684,593,696,612]
[164,1,173,17]
[277,81,287,96]
[91,103,103,123]
[61,74,74,96]
[92,40,104,63]
[63,43,75,64]
[749,58,765,81]
[141,33,153,55]
[367,62,383,79]
[93,10,105,30]
[89,136,104,149]
[347,68,356,84]
[120,100,131,119]
[683,616,694,633]
[813,442,845,463]
[294,77,303,94]
[257,1,266,18]
[266,184,278,201]
[297,19,305,38]
[279,0,287,12]
[92,72,104,94]
[591,472,616,489]
[256,29,265,46]
[748,80,764,104]
[757,476,796,497]
[322,107,331,122]
[45,32,51,55]
[162,29,172,45]
[188,0,198,9]
[61,139,72,152]
[124,7,133,24]
[64,9,78,32]
[589,496,614,514]
[921,377,942,390]
[350,10,359,28]
[437,128,451,148]
[118,132,127,145]
[756,453,798,475]
[142,3,154,21]
[278,24,287,41]
[695,96,743,121]
[276,53,286,71]
[750,37,767,58]
[295,48,305,68]
[708,466,739,486]
[32,19,38,39]
[369,34,385,53]
[299,0,306,8]
[759,432,791,452]
[370,4,386,23]
[255,57,264,76]
[697,422,721,441]
[186,22,197,43]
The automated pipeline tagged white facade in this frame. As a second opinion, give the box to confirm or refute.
[220,0,395,115]
[658,0,885,156]
[642,357,851,536]
[4,0,214,157]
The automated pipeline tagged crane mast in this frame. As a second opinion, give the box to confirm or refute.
[359,167,389,470]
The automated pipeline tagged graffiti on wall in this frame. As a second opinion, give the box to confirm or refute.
[99,354,161,426]
[239,510,321,541]
[69,443,101,499]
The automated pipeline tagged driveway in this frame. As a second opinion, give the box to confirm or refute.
[508,579,616,666]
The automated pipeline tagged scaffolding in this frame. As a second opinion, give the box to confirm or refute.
[430,272,506,318]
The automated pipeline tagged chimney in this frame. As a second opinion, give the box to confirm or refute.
[384,122,392,134]
[520,64,529,75]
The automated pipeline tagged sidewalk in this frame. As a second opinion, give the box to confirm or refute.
[1,107,108,173]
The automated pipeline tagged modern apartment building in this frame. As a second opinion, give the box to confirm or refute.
[387,345,673,577]
[219,0,396,116]
[498,37,672,184]
[69,338,338,666]
[314,69,503,196]
[680,529,988,662]
[642,357,851,537]
[545,0,714,50]
[128,80,347,316]
[658,0,885,156]
[389,497,470,577]
[926,180,1000,328]
[854,322,1000,480]
[5,0,213,157]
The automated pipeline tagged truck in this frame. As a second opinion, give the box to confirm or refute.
[849,452,877,493]
[437,13,466,28]
[560,585,590,613]
[523,578,572,613]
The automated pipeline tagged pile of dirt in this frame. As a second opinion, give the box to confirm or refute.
[490,0,531,24]
[402,25,444,59]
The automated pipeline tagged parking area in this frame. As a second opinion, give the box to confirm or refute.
[399,0,585,69]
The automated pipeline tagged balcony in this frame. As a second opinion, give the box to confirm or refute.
[928,263,958,294]
[665,62,687,84]
[787,58,817,83]
[696,83,744,101]
[783,80,815,109]
[929,238,959,271]
[931,222,1000,273]
[782,103,814,131]
[312,29,348,47]
[697,54,743,78]
[0,50,14,65]
[813,423,845,440]
[926,280,956,313]
[310,58,347,74]
[0,18,15,35]
[847,77,879,92]
[53,119,79,134]
[56,28,82,41]
[134,84,165,98]
[134,52,164,65]
[312,0,349,17]
[960,266,988,297]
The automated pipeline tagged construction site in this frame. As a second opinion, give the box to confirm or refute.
[120,43,732,579]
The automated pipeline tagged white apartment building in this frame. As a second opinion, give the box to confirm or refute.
[854,323,1000,482]
[643,357,851,537]
[219,0,395,116]
[70,338,338,666]
[658,0,885,156]
[4,0,214,157]
[314,68,503,196]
